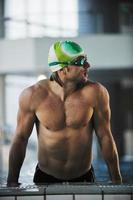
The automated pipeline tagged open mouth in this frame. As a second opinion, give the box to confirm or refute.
[83,72,87,77]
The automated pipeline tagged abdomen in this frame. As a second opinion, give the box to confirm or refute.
[37,125,93,179]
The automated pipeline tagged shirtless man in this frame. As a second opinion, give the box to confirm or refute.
[7,40,122,186]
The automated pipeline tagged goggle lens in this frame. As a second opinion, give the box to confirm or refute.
[71,58,89,68]
[49,57,90,68]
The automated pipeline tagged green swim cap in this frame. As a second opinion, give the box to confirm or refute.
[48,40,85,72]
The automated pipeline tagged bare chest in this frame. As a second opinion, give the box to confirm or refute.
[36,94,93,131]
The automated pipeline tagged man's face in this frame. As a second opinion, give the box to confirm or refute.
[64,56,90,82]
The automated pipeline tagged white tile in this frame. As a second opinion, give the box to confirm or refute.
[0,197,15,200]
[46,195,73,200]
[75,194,102,200]
[17,196,44,200]
[104,194,131,200]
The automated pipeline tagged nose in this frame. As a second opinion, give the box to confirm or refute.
[84,62,90,69]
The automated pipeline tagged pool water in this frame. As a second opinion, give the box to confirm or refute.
[0,160,133,185]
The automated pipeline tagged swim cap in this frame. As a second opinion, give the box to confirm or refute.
[48,40,85,72]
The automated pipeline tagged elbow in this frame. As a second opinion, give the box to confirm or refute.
[101,136,119,162]
[9,135,28,160]
[12,134,28,147]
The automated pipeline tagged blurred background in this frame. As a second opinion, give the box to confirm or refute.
[0,0,133,184]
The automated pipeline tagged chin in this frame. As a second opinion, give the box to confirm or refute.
[76,77,86,85]
[66,75,87,83]
[79,75,87,82]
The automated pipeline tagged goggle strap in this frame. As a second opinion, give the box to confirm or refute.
[49,61,70,66]
[49,58,87,67]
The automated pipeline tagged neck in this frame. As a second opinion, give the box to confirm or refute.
[63,80,86,99]
[63,81,77,97]
[50,74,86,100]
[51,72,64,87]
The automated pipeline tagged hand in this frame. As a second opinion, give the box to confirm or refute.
[7,182,21,187]
[112,177,123,185]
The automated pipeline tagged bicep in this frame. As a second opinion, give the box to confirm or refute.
[93,85,111,140]
[93,94,116,154]
[15,108,36,140]
[14,88,36,141]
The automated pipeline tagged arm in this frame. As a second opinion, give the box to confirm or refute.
[93,83,122,184]
[7,87,36,186]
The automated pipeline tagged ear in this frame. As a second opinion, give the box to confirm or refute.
[62,67,68,74]
[58,69,65,77]
[64,67,70,73]
[66,67,70,72]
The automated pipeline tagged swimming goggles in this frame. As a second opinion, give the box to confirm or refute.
[49,57,89,68]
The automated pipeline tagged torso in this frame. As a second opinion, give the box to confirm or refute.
[34,80,96,179]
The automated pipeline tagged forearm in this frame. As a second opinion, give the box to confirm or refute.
[101,137,122,183]
[105,152,122,183]
[7,137,28,184]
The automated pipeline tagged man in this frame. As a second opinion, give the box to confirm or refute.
[7,40,122,186]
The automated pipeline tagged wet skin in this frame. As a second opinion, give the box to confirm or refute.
[7,65,122,185]
[36,80,94,179]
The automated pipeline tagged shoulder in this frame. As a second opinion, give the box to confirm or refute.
[86,80,109,96]
[91,82,110,107]
[19,79,49,111]
[93,81,109,97]
[84,80,110,106]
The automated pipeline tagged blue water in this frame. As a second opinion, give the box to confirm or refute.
[0,160,133,185]
[93,160,133,184]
